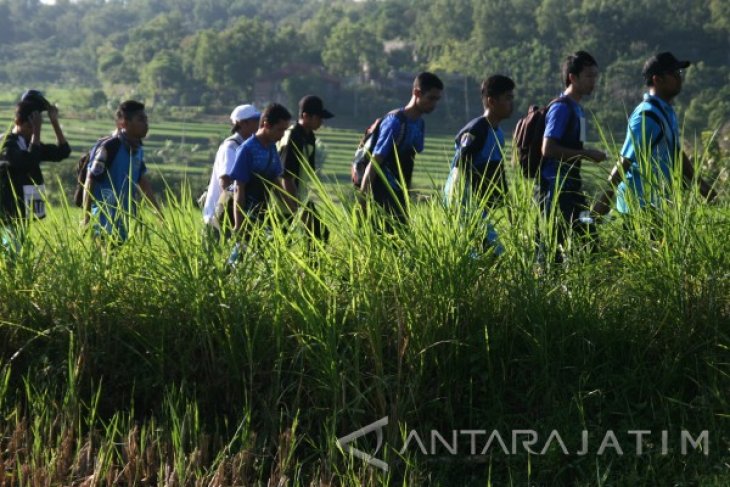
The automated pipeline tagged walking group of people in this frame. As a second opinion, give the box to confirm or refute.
[0,50,717,263]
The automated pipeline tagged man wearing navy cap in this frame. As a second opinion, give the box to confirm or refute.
[278,95,334,242]
[595,52,715,216]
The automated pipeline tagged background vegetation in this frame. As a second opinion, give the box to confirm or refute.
[0,0,729,134]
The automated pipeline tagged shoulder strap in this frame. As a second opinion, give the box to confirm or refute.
[226,134,245,147]
[643,98,672,149]
[391,109,408,147]
[473,117,492,157]
[98,136,123,168]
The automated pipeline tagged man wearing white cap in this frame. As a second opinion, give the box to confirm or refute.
[202,104,261,238]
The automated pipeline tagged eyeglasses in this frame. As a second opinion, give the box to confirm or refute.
[667,69,685,80]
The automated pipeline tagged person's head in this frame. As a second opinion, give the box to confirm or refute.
[14,101,38,137]
[20,89,50,113]
[642,52,690,100]
[116,100,148,140]
[259,103,292,143]
[299,95,334,132]
[562,51,599,96]
[412,72,443,114]
[482,75,515,122]
[230,104,261,137]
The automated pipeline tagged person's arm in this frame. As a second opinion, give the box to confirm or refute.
[233,180,246,232]
[359,154,383,194]
[681,151,716,201]
[279,176,298,213]
[218,174,232,193]
[542,103,605,163]
[593,157,633,215]
[542,138,606,163]
[137,175,162,216]
[81,171,95,226]
[360,116,400,193]
[2,134,41,170]
[38,109,71,161]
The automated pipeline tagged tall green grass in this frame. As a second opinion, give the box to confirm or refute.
[0,136,728,485]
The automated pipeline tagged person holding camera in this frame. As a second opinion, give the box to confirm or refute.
[0,90,71,222]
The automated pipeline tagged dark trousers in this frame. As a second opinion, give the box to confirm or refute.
[538,178,598,261]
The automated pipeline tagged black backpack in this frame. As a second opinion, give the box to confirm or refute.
[73,135,122,207]
[351,109,407,188]
[513,97,576,178]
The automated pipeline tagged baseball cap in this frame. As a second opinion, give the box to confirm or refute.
[20,89,50,112]
[642,52,691,82]
[230,104,261,123]
[299,95,334,119]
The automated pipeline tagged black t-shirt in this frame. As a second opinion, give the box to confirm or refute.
[279,123,316,188]
[0,132,71,219]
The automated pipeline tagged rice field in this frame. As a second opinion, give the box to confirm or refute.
[1,106,728,485]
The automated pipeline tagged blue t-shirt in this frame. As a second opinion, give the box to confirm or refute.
[450,116,504,172]
[88,135,147,240]
[542,96,585,189]
[229,135,284,211]
[616,94,680,213]
[373,110,425,189]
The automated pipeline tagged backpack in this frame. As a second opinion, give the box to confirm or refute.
[451,117,493,169]
[73,135,122,207]
[513,97,576,178]
[642,98,676,153]
[351,109,407,188]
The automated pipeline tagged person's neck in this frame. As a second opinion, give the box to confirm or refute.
[403,97,422,119]
[564,86,582,103]
[255,130,272,146]
[649,88,673,104]
[13,126,31,140]
[236,128,253,139]
[119,131,140,149]
[484,110,501,128]
[298,119,314,134]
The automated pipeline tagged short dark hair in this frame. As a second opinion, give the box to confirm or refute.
[261,103,291,127]
[481,75,515,99]
[414,72,444,93]
[15,101,36,124]
[562,51,598,87]
[116,100,146,121]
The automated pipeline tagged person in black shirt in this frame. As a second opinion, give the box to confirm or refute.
[1,93,71,222]
[279,95,334,242]
[1,92,71,260]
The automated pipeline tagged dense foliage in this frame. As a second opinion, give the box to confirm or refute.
[1,0,728,133]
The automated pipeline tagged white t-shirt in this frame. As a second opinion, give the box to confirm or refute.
[202,133,246,224]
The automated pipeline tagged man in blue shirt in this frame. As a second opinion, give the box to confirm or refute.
[444,75,515,255]
[540,51,607,261]
[229,103,297,235]
[593,52,715,216]
[359,72,443,226]
[82,100,160,242]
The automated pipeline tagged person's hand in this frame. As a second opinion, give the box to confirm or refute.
[592,199,611,216]
[585,149,607,163]
[29,111,42,130]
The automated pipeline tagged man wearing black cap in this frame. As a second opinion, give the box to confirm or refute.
[594,52,715,216]
[1,90,71,222]
[278,95,334,241]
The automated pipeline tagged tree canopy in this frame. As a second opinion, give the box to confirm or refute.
[0,0,727,133]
